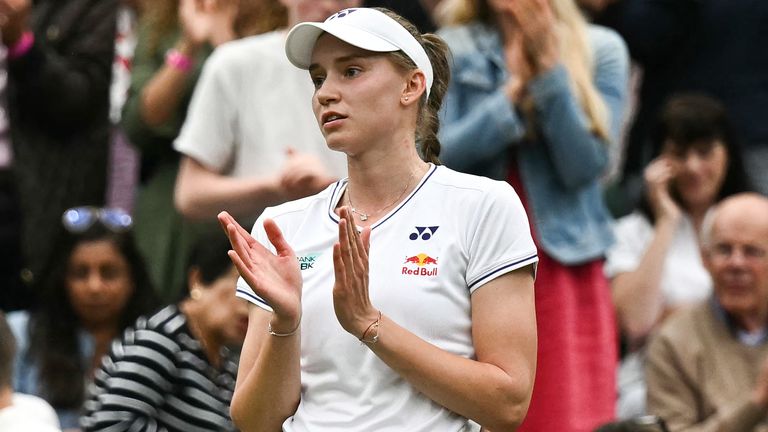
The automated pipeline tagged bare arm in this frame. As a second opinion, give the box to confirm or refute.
[140,0,238,127]
[219,212,303,432]
[230,306,301,432]
[334,208,537,430]
[370,270,536,429]
[612,217,676,344]
[175,156,284,221]
[612,156,682,344]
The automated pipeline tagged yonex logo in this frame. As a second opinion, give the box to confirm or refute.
[409,226,438,241]
[327,8,358,21]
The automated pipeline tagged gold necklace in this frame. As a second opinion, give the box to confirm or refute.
[346,171,415,222]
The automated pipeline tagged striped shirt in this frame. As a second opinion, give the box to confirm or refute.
[81,305,239,432]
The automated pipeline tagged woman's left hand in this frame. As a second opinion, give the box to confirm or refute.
[510,0,559,75]
[332,207,378,339]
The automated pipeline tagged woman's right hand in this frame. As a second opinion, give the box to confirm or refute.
[218,211,302,332]
[178,0,238,51]
[644,156,682,223]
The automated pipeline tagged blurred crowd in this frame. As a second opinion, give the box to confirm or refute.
[0,0,766,431]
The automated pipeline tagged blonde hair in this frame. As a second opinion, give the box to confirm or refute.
[437,0,610,141]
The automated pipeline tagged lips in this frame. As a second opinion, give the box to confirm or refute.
[321,111,347,125]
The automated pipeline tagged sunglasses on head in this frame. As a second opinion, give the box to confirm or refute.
[62,206,133,233]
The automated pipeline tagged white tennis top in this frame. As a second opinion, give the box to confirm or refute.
[236,164,538,432]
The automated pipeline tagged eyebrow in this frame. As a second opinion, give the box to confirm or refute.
[308,53,381,73]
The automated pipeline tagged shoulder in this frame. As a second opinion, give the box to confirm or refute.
[9,393,60,430]
[614,211,653,235]
[587,24,629,61]
[430,165,519,204]
[651,302,712,351]
[438,22,491,57]
[6,311,30,346]
[139,304,185,335]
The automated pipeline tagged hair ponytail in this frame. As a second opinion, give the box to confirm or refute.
[374,8,452,165]
[417,33,450,165]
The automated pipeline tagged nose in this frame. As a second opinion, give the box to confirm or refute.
[724,248,749,268]
[682,151,704,173]
[86,271,106,295]
[315,78,339,107]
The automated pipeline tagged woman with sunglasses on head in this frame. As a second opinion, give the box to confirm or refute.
[219,7,538,432]
[6,207,159,430]
[80,230,248,431]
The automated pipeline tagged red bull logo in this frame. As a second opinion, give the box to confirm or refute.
[402,253,438,276]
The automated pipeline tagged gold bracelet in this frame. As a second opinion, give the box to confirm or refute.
[359,311,382,344]
[268,314,301,337]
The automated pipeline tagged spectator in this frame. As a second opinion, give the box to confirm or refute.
[7,206,158,429]
[0,28,23,312]
[599,0,768,206]
[173,0,356,224]
[81,231,247,431]
[605,93,753,418]
[436,0,629,430]
[1,0,119,305]
[363,0,437,32]
[105,0,143,215]
[0,311,61,432]
[123,0,278,301]
[646,193,768,431]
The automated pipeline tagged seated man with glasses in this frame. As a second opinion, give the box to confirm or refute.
[646,193,768,431]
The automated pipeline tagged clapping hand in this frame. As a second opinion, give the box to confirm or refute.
[279,147,335,201]
[218,211,302,332]
[179,0,238,50]
[510,0,559,75]
[332,207,378,339]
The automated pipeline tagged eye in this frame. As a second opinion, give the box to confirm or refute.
[311,74,325,90]
[745,245,767,260]
[344,67,362,78]
[67,265,89,281]
[100,265,121,282]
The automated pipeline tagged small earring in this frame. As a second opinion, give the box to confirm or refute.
[404,96,409,102]
[190,288,203,300]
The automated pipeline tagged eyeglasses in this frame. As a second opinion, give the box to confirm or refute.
[62,206,133,233]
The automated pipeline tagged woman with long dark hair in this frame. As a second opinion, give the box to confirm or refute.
[7,207,158,429]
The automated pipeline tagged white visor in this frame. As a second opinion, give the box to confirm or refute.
[285,8,433,97]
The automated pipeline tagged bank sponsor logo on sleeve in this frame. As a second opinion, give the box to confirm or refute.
[297,253,321,271]
[402,253,438,276]
[409,226,439,241]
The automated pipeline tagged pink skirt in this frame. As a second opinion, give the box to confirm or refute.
[510,168,617,432]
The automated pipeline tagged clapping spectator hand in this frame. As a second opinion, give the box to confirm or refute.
[279,147,335,201]
[178,0,239,50]
[510,0,559,75]
[0,0,30,45]
[498,0,559,102]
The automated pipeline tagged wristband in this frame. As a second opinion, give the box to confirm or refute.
[8,32,34,60]
[165,49,194,72]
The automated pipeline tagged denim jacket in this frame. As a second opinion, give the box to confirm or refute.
[438,22,629,265]
[8,311,94,430]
